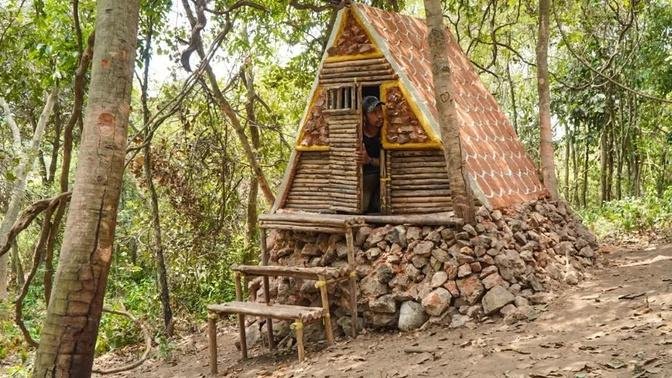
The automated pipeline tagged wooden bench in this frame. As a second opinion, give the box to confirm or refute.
[207,265,353,374]
[207,213,363,374]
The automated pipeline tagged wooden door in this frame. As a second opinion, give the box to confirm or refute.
[325,84,363,213]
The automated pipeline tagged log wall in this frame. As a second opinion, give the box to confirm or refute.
[319,57,396,85]
[285,151,332,212]
[328,113,361,213]
[386,149,453,214]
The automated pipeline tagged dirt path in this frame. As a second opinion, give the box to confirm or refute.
[97,244,672,377]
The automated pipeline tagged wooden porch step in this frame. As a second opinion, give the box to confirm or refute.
[232,264,350,280]
[208,301,324,322]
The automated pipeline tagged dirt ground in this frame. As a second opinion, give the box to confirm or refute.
[95,244,672,378]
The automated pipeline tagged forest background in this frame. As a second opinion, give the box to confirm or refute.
[0,0,671,373]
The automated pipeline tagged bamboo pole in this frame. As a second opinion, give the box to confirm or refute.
[316,275,334,345]
[293,320,305,362]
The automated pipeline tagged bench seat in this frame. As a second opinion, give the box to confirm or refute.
[208,301,324,322]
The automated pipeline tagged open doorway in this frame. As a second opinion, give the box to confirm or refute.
[360,84,383,214]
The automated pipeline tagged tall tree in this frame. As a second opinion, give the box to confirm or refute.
[536,0,559,198]
[32,0,140,375]
[139,10,173,337]
[423,0,475,224]
[0,91,57,300]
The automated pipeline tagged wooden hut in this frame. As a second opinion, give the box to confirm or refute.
[272,3,547,216]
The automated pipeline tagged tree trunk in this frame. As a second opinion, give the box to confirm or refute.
[582,122,590,207]
[563,122,570,200]
[45,32,95,305]
[423,0,475,224]
[571,121,580,206]
[140,22,173,337]
[11,240,24,288]
[32,1,139,375]
[600,123,608,203]
[0,91,57,300]
[536,0,559,199]
[243,66,260,266]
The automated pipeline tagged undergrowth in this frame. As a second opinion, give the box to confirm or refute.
[579,188,672,240]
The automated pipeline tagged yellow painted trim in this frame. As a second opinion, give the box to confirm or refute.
[295,87,329,151]
[380,81,441,150]
[296,145,330,152]
[325,8,382,62]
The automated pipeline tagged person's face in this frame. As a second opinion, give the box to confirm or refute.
[365,105,384,128]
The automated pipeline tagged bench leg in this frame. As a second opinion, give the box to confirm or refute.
[207,313,218,375]
[316,276,334,345]
[292,320,305,362]
[238,313,248,359]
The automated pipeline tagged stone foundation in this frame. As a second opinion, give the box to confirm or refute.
[244,200,599,346]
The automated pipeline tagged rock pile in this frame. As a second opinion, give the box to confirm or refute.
[248,199,598,342]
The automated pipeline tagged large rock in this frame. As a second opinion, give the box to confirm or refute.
[421,288,452,316]
[482,272,507,289]
[398,301,428,331]
[456,275,485,304]
[413,240,434,256]
[365,311,397,328]
[376,263,394,284]
[431,271,448,288]
[457,264,472,278]
[431,248,450,263]
[361,275,389,298]
[369,294,397,313]
[482,285,515,315]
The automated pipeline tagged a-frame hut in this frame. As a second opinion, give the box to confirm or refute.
[272,3,547,216]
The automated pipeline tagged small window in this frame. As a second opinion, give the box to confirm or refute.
[325,86,358,112]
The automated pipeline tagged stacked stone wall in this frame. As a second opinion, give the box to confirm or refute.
[246,200,599,345]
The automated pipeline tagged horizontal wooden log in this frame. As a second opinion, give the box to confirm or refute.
[390,208,453,215]
[389,203,452,208]
[300,152,328,159]
[284,205,330,211]
[391,189,452,197]
[390,184,449,191]
[323,57,388,68]
[233,265,351,280]
[390,162,446,169]
[390,195,452,202]
[390,167,451,175]
[330,205,360,213]
[360,212,461,226]
[321,63,392,75]
[292,185,357,193]
[320,69,395,80]
[293,181,355,190]
[389,177,450,184]
[390,173,450,180]
[391,150,443,157]
[320,74,398,84]
[296,169,330,175]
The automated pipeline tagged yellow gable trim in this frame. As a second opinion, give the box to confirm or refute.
[380,81,441,150]
[295,87,329,151]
